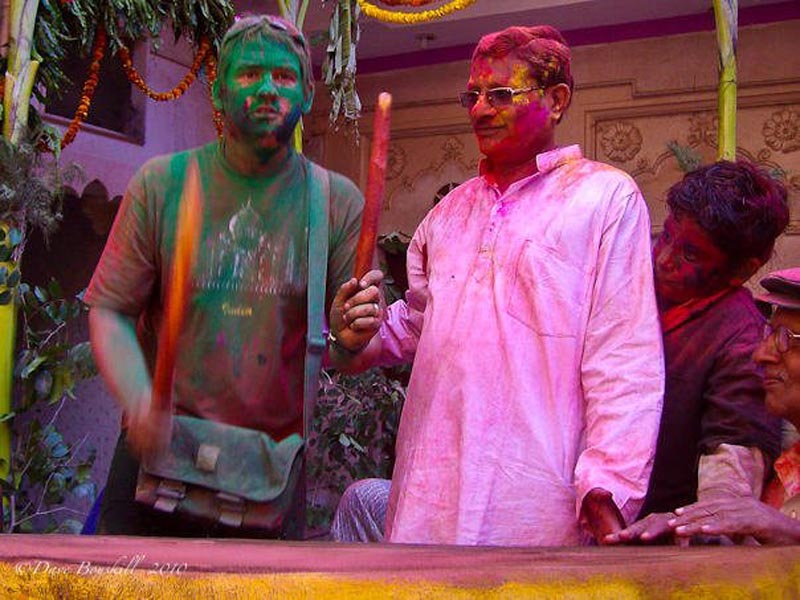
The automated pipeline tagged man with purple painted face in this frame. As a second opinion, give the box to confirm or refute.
[607,160,789,545]
[328,26,664,546]
[86,15,364,537]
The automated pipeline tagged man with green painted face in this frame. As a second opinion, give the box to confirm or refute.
[85,15,364,538]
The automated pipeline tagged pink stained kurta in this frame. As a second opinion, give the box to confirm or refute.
[377,145,664,546]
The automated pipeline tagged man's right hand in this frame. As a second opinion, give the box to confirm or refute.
[126,391,172,461]
[329,269,384,354]
[604,511,678,545]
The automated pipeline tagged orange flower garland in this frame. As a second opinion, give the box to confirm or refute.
[204,53,224,138]
[61,26,107,148]
[117,37,211,102]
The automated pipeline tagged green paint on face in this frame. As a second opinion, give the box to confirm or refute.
[215,38,306,148]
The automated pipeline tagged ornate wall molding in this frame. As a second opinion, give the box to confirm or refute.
[580,79,800,234]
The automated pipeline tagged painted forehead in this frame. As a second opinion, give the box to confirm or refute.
[229,37,301,69]
[664,214,725,253]
[468,56,533,87]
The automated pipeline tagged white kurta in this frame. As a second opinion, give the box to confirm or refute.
[378,145,664,546]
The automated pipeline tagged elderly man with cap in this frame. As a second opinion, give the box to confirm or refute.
[86,14,364,538]
[327,24,663,546]
[652,268,800,545]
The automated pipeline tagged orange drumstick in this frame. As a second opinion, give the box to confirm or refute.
[354,92,392,279]
[151,160,202,413]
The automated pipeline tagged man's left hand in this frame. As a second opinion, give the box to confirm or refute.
[579,487,626,544]
[669,497,800,545]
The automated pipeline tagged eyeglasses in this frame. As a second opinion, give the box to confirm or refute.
[458,86,540,109]
[762,323,800,354]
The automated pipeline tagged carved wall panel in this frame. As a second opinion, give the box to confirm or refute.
[376,134,480,235]
[352,95,481,235]
[585,87,800,236]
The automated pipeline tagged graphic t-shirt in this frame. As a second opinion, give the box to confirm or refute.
[86,142,363,439]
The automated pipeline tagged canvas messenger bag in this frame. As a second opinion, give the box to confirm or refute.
[135,161,330,536]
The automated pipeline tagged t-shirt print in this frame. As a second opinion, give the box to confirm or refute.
[197,199,307,298]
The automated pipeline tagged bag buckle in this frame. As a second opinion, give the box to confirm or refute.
[216,492,246,528]
[196,443,221,473]
[153,480,186,514]
[307,333,326,355]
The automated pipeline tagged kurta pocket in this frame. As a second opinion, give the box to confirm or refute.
[507,240,586,337]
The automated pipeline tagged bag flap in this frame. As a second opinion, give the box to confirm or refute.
[141,416,303,502]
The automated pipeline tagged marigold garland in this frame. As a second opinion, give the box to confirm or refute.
[204,53,224,138]
[375,0,440,6]
[61,26,107,148]
[356,0,476,24]
[117,37,211,102]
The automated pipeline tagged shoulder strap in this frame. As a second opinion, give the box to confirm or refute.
[304,161,330,440]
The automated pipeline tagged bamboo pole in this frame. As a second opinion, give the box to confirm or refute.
[0,242,13,482]
[713,0,738,161]
[4,0,39,144]
[1,0,39,486]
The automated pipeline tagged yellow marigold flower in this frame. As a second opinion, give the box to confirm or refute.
[357,0,476,24]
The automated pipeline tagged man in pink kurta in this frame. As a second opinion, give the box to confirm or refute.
[329,25,663,546]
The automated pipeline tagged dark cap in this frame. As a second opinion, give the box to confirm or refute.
[757,268,800,310]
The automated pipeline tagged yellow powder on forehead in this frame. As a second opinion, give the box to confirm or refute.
[509,62,532,87]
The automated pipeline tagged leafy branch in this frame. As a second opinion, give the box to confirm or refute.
[306,368,405,531]
[1,280,97,533]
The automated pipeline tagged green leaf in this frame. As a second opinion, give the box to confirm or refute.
[6,268,20,288]
[50,442,70,459]
[76,464,93,483]
[0,412,15,423]
[72,482,96,500]
[58,519,84,534]
[20,355,47,379]
[34,286,48,303]
[34,371,53,399]
[47,278,63,299]
[49,366,74,403]
[0,477,17,494]
[42,428,63,450]
[350,437,366,453]
[18,521,35,533]
[7,229,22,247]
